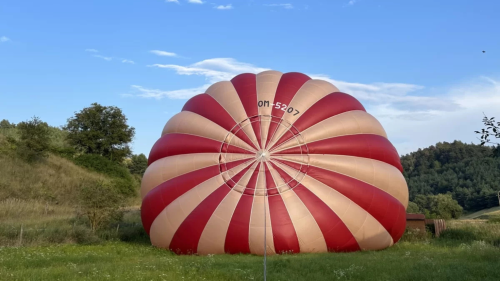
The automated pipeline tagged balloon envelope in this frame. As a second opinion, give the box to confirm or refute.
[141,70,409,255]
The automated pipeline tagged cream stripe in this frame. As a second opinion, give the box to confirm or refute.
[271,110,387,153]
[206,81,260,149]
[233,162,259,193]
[256,71,283,148]
[301,175,394,250]
[197,190,242,255]
[141,153,219,199]
[272,154,408,207]
[280,190,328,253]
[148,161,253,250]
[266,80,338,149]
[249,196,276,255]
[270,162,394,250]
[162,111,255,152]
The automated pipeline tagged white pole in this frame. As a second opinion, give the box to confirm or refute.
[264,193,267,281]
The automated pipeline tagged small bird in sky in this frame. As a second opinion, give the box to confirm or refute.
[482,50,486,53]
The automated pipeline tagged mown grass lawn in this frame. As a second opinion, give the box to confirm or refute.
[1,240,499,281]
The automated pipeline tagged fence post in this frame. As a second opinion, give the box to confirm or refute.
[19,225,23,246]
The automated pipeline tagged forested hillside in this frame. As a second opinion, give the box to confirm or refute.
[401,141,500,212]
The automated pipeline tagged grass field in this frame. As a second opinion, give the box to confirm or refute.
[1,213,500,281]
[1,239,499,281]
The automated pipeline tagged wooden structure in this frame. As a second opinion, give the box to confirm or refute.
[406,213,426,233]
[425,219,447,237]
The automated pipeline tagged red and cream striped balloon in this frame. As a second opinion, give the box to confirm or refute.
[141,70,409,255]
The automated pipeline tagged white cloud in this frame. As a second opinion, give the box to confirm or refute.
[265,3,293,9]
[131,84,210,99]
[122,59,135,64]
[166,0,179,3]
[85,48,98,53]
[150,50,178,57]
[141,57,500,154]
[93,55,112,61]
[188,0,204,3]
[215,4,233,9]
[1,36,11,42]
[347,0,357,5]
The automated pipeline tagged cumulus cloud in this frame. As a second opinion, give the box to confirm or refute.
[85,48,98,53]
[165,0,179,3]
[265,3,293,9]
[1,36,11,43]
[347,0,357,5]
[138,57,500,154]
[188,0,204,3]
[121,59,135,64]
[150,50,178,57]
[215,4,233,10]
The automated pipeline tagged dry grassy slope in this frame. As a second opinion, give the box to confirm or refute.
[461,206,500,219]
[0,134,112,205]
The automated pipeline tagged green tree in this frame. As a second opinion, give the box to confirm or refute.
[128,153,148,175]
[64,103,135,162]
[475,114,500,157]
[414,193,463,219]
[406,201,420,213]
[0,119,15,129]
[16,116,51,162]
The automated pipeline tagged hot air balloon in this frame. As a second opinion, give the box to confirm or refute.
[141,70,409,255]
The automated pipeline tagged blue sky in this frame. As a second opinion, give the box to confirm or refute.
[1,0,499,156]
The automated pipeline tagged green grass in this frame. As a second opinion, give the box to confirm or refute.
[0,240,499,281]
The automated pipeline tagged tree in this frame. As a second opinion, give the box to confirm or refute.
[475,113,500,157]
[64,103,135,162]
[128,153,148,175]
[406,201,420,213]
[0,119,15,129]
[16,116,51,162]
[414,193,463,219]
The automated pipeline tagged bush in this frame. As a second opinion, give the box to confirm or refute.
[439,228,478,241]
[73,154,137,198]
[78,179,125,233]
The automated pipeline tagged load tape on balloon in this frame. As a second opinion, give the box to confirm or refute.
[141,70,409,255]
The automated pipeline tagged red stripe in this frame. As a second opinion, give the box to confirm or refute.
[224,163,254,189]
[148,133,251,166]
[140,165,220,234]
[306,166,406,243]
[271,93,366,150]
[250,116,262,150]
[182,94,257,150]
[264,163,279,196]
[268,194,301,254]
[141,158,250,234]
[265,72,311,148]
[182,94,236,132]
[231,73,258,117]
[277,134,403,173]
[225,195,253,254]
[243,163,260,196]
[293,185,360,252]
[294,92,366,132]
[169,185,230,255]
[231,74,262,149]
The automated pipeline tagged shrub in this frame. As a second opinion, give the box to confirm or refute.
[73,154,137,198]
[78,179,125,233]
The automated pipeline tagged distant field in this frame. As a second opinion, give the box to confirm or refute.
[462,206,500,219]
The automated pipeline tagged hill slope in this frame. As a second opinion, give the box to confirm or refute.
[401,141,500,212]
